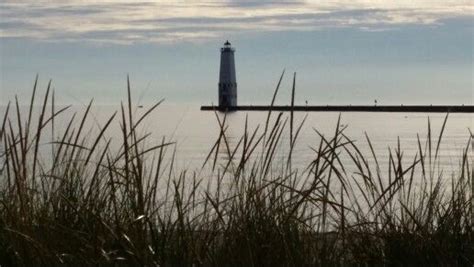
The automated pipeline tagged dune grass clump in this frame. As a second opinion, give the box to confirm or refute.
[0,74,472,266]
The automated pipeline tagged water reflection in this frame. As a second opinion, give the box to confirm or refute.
[216,111,240,163]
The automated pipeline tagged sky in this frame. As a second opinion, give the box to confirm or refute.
[0,0,472,106]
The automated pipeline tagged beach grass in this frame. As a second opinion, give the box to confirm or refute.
[0,75,472,266]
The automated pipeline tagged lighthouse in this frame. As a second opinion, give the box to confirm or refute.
[218,40,237,109]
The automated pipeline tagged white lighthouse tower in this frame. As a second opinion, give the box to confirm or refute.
[218,40,237,109]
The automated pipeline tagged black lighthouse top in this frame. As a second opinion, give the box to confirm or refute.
[221,40,234,52]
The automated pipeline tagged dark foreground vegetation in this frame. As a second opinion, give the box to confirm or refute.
[0,75,473,266]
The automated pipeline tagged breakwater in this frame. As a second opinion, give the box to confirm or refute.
[201,105,474,113]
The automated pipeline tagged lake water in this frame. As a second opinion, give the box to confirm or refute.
[1,103,473,176]
[67,104,474,171]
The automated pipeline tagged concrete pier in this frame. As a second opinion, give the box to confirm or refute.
[200,105,474,113]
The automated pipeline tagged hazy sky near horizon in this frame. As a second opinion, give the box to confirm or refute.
[0,0,472,105]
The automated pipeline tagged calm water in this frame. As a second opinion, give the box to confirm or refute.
[1,103,473,174]
[76,104,473,171]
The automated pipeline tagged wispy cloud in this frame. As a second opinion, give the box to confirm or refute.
[0,0,472,44]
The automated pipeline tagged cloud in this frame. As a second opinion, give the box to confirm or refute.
[0,1,472,44]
